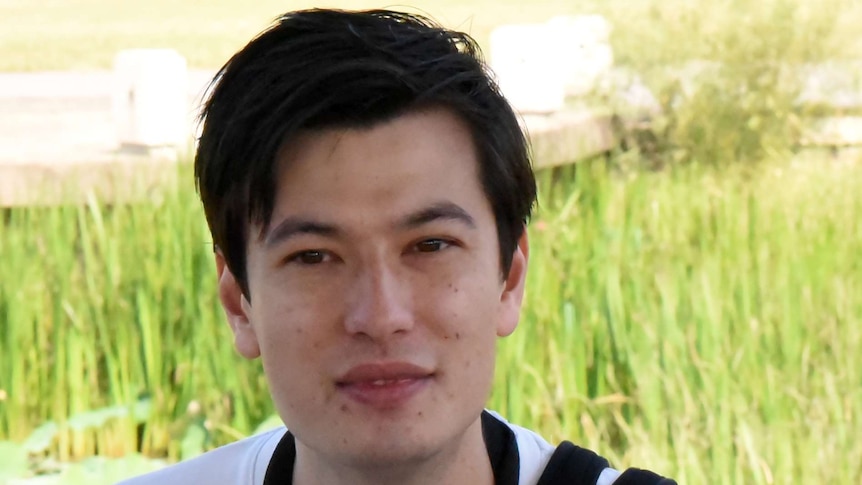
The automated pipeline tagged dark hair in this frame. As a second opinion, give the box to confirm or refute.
[196,9,536,297]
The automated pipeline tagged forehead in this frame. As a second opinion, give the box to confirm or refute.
[278,106,478,170]
[268,107,487,221]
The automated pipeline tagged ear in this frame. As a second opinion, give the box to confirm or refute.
[215,252,261,359]
[497,228,529,337]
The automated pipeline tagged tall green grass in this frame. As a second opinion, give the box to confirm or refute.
[0,186,272,461]
[495,156,862,483]
[2,155,861,482]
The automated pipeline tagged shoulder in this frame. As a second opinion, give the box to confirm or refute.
[484,410,675,485]
[116,427,286,485]
[535,441,675,485]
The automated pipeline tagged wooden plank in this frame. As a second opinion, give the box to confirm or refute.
[0,71,615,207]
[0,109,615,207]
[522,108,616,168]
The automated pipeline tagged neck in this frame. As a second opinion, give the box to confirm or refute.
[293,416,493,485]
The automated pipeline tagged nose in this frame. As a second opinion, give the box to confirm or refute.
[343,261,415,339]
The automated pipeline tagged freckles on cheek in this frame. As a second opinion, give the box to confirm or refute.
[440,311,462,341]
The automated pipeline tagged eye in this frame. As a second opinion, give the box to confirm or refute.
[287,250,331,265]
[414,239,451,253]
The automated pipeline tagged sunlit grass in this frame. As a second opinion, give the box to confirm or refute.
[494,155,862,483]
[4,0,860,71]
[0,181,270,461]
[0,0,584,71]
[2,154,861,483]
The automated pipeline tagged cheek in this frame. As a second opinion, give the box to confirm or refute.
[441,268,502,317]
[251,295,334,387]
[251,272,340,347]
[253,303,341,424]
[431,276,502,359]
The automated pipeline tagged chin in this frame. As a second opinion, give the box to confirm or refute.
[340,439,439,471]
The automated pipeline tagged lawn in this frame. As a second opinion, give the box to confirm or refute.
[4,0,860,71]
[1,0,584,71]
[3,156,860,484]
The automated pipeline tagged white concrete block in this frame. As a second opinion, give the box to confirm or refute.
[490,24,566,114]
[112,49,189,149]
[802,116,862,146]
[548,15,611,43]
[547,15,614,97]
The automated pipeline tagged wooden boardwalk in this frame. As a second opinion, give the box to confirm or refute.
[4,63,859,207]
[0,71,616,207]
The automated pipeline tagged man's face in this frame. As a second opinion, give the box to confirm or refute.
[216,107,528,468]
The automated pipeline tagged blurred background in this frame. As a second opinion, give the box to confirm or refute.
[1,1,861,483]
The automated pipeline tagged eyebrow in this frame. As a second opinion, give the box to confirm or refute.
[264,219,340,247]
[264,201,476,248]
[395,202,476,231]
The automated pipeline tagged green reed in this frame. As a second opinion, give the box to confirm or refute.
[0,184,273,461]
[2,154,860,483]
[494,156,862,483]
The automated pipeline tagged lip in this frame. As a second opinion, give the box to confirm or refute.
[336,362,434,410]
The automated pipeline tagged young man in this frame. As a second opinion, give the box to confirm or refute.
[121,9,674,485]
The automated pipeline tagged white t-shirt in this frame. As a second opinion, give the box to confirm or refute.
[117,411,620,485]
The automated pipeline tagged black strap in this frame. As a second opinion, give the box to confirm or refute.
[536,443,678,485]
[481,410,520,485]
[263,411,521,485]
[536,441,610,485]
[262,429,296,485]
[613,468,678,485]
[261,416,675,485]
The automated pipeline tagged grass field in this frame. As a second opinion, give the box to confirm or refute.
[1,0,862,483]
[0,0,581,71]
[2,156,860,483]
[2,0,861,71]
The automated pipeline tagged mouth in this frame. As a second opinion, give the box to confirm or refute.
[336,362,434,410]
